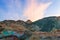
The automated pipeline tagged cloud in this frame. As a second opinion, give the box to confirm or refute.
[0,0,52,21]
[0,0,23,20]
[49,13,60,17]
[24,0,52,22]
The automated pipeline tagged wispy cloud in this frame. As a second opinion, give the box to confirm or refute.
[0,0,23,20]
[24,0,52,21]
[0,0,52,21]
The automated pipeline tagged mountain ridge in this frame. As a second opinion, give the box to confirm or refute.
[0,16,60,32]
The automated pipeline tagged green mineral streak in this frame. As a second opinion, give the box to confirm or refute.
[2,30,14,36]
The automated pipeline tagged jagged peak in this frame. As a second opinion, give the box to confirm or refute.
[26,20,32,24]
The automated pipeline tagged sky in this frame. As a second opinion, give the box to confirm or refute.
[0,0,60,22]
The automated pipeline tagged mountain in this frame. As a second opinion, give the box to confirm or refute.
[0,20,40,32]
[1,16,60,40]
[0,16,60,32]
[32,16,60,32]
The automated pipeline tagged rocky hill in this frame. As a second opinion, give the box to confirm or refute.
[32,16,60,32]
[0,16,60,32]
[0,16,60,40]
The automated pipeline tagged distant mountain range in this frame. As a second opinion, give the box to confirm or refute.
[0,16,60,32]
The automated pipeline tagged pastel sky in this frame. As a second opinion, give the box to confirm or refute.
[0,0,60,21]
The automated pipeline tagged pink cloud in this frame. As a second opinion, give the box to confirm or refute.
[24,0,52,22]
[0,0,52,21]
